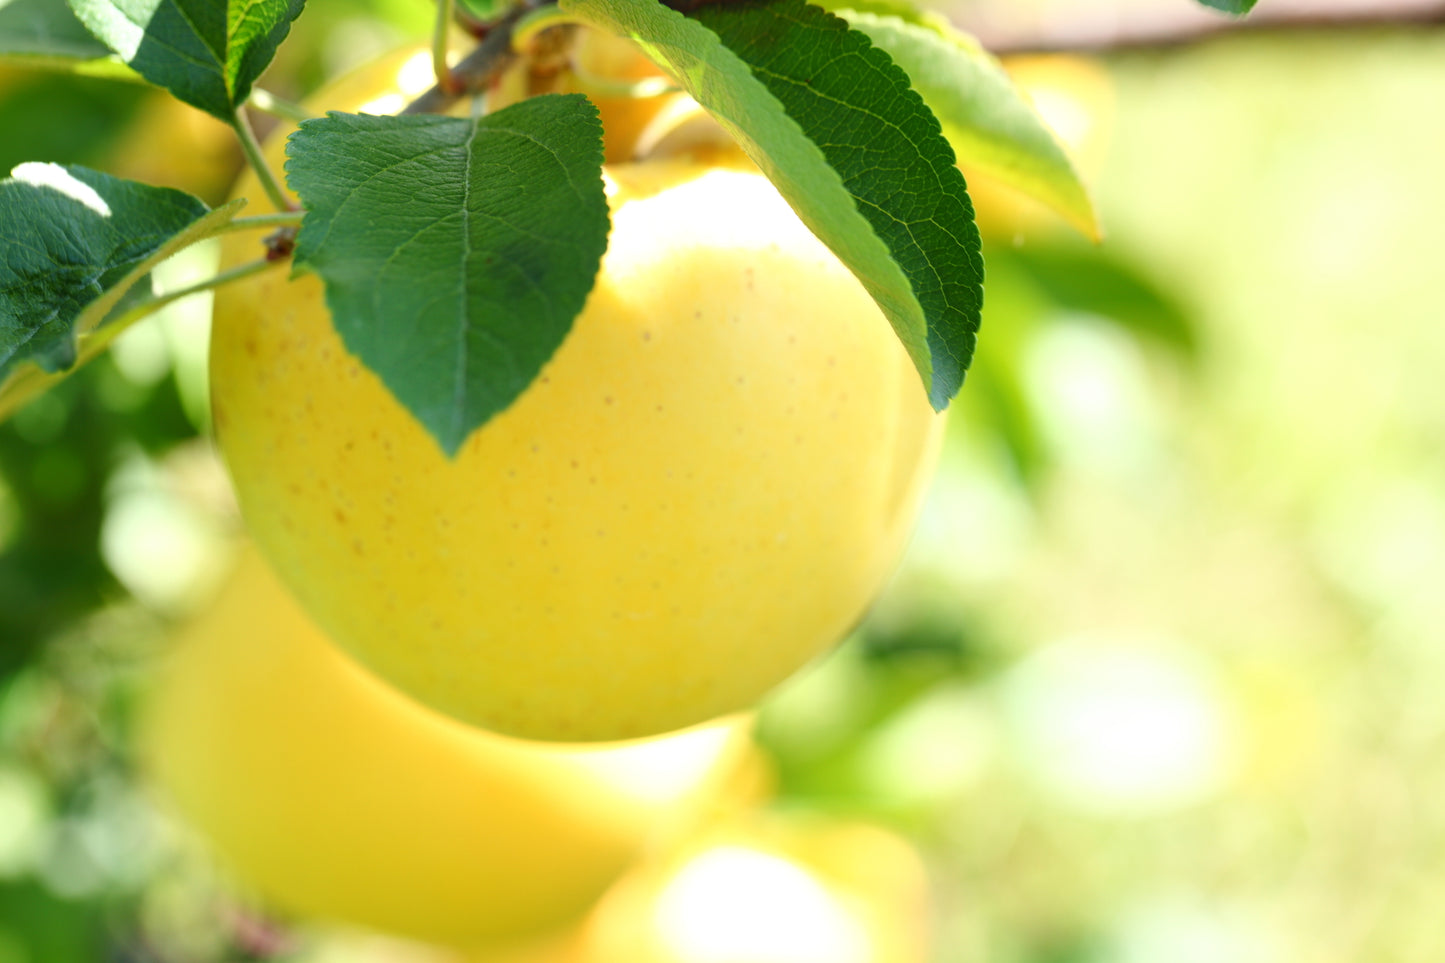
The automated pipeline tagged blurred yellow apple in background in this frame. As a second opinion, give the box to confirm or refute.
[465,816,932,963]
[140,548,755,949]
[208,42,943,743]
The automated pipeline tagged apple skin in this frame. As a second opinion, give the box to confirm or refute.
[208,45,943,742]
[465,816,933,963]
[140,547,754,949]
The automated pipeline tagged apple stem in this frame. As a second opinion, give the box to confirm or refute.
[432,0,462,94]
[231,107,296,213]
[229,212,306,232]
[125,259,283,320]
[249,87,315,124]
[509,4,584,54]
[570,68,678,101]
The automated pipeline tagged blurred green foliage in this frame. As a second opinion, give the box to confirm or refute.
[0,72,145,174]
[0,359,195,681]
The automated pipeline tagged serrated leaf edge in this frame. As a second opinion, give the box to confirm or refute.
[563,0,940,396]
[0,196,246,421]
[838,8,1102,240]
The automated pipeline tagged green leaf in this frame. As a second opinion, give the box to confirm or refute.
[1196,0,1256,13]
[833,8,1100,240]
[67,0,305,120]
[0,0,127,73]
[563,0,983,409]
[285,95,609,457]
[456,0,505,20]
[0,163,243,411]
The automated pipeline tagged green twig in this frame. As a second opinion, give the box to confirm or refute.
[116,258,280,324]
[433,0,460,92]
[403,2,529,115]
[510,3,583,52]
[231,106,294,212]
[0,258,282,422]
[249,87,315,123]
[569,67,678,100]
[228,211,306,232]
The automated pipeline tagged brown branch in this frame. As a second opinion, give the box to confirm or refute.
[964,0,1445,55]
[401,3,531,115]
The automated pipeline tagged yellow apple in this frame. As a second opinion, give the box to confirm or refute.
[140,547,755,948]
[465,816,933,963]
[208,44,943,742]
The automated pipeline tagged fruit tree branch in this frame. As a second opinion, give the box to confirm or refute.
[964,0,1445,54]
[402,2,530,114]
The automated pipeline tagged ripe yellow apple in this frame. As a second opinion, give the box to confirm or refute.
[209,45,943,743]
[140,548,755,948]
[466,816,933,963]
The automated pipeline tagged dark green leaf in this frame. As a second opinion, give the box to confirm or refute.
[285,95,609,457]
[1196,0,1256,12]
[0,163,242,395]
[68,0,305,119]
[563,0,984,409]
[832,8,1100,239]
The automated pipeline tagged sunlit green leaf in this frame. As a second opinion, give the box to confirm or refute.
[0,164,243,418]
[285,95,609,457]
[68,0,305,119]
[833,8,1100,240]
[564,0,984,409]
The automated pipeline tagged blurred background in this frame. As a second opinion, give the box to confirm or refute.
[2,0,1444,960]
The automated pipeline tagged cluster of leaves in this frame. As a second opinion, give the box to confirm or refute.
[1,0,1246,456]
